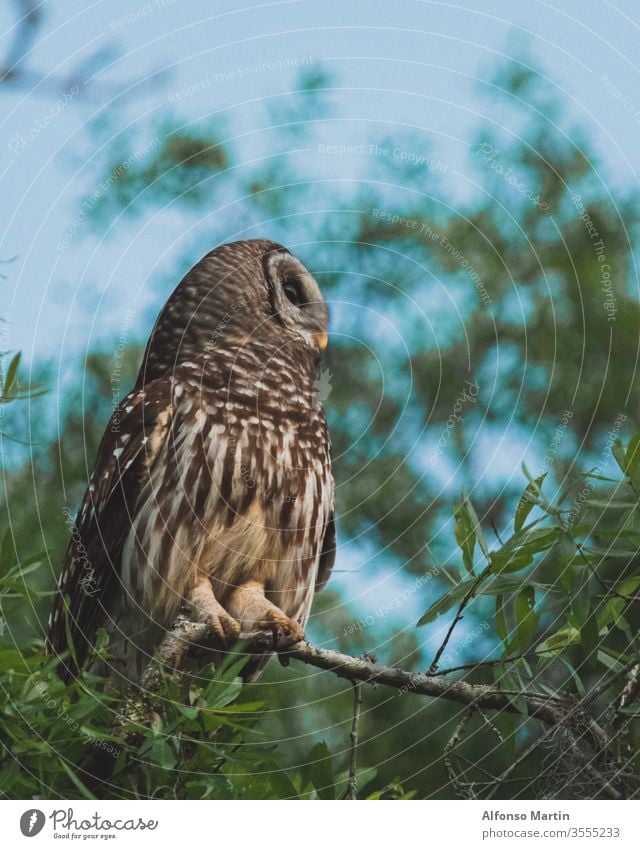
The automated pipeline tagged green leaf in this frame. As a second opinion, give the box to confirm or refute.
[2,352,21,397]
[176,704,199,720]
[597,650,628,674]
[616,575,640,599]
[453,500,476,574]
[556,657,586,697]
[463,497,490,559]
[490,527,560,574]
[495,594,508,649]
[418,576,559,627]
[268,767,299,799]
[210,700,265,714]
[0,530,18,572]
[515,585,538,650]
[57,758,96,800]
[147,738,177,770]
[307,741,335,800]
[537,626,580,653]
[597,598,626,632]
[0,650,27,673]
[418,580,470,626]
[612,439,628,474]
[626,432,640,486]
[514,474,546,532]
[571,575,591,626]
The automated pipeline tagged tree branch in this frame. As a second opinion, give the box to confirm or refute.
[342,681,362,800]
[128,614,608,750]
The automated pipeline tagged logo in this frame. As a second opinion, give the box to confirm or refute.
[20,809,45,837]
[314,367,332,401]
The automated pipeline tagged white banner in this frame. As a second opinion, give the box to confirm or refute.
[0,799,638,848]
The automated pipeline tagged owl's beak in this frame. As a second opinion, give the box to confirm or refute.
[314,330,328,350]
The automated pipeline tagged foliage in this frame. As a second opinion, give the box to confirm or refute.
[1,433,640,798]
[2,57,640,798]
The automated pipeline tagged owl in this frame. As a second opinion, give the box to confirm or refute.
[47,239,335,686]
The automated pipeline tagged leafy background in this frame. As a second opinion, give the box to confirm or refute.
[1,0,640,799]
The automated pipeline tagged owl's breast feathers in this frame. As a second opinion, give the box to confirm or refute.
[48,339,334,677]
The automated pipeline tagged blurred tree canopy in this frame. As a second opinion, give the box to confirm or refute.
[1,60,640,800]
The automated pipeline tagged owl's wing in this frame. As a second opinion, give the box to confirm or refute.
[315,510,336,593]
[47,379,173,680]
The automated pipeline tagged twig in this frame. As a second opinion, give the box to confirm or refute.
[430,650,548,676]
[489,518,504,545]
[478,708,507,745]
[428,566,492,673]
[444,706,475,797]
[343,681,362,800]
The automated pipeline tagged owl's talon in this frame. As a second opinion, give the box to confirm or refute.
[206,612,241,646]
[256,610,304,650]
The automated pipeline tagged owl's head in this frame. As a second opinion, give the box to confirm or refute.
[137,239,329,386]
[261,243,329,351]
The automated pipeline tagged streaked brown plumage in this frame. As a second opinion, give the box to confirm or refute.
[47,239,335,686]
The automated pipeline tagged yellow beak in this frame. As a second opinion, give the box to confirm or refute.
[314,330,328,350]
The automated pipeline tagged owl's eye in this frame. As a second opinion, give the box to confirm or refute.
[282,276,304,306]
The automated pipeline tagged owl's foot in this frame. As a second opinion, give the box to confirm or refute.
[225,580,304,650]
[189,576,241,645]
[255,609,305,650]
[205,610,241,642]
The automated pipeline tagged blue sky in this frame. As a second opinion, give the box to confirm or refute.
[2,0,638,658]
[2,0,640,369]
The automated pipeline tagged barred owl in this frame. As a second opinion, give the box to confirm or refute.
[47,239,335,686]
